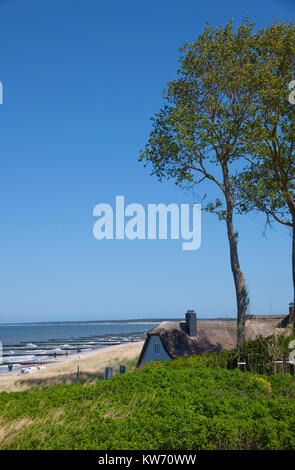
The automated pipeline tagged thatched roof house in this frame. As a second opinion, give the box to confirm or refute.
[137,311,291,367]
[137,311,237,367]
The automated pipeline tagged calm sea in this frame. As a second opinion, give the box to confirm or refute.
[0,322,157,346]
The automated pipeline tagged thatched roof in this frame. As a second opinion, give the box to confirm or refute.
[137,319,237,366]
[137,314,291,367]
[245,314,290,340]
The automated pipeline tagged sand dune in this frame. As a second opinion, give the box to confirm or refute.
[0,341,144,393]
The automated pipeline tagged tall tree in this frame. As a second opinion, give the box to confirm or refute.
[139,18,261,348]
[233,20,295,319]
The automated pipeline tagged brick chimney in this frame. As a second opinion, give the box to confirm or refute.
[185,310,197,337]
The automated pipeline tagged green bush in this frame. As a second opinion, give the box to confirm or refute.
[0,349,295,450]
[173,333,295,375]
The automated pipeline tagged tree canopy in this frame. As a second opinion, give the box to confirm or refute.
[140,17,295,343]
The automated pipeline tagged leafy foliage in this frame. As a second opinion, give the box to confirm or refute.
[233,19,295,228]
[139,17,272,344]
[1,337,295,450]
[231,20,295,303]
[139,16,260,217]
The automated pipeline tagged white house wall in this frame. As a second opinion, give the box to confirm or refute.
[141,335,171,364]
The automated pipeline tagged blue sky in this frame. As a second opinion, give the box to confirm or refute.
[0,0,294,323]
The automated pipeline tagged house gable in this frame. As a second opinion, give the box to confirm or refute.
[140,335,172,365]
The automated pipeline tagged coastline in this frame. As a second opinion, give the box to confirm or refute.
[0,341,144,393]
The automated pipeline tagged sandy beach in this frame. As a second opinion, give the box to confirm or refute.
[0,341,144,393]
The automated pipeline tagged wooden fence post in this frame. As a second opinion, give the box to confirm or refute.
[237,361,246,372]
[77,365,80,383]
[104,367,113,380]
[120,365,126,374]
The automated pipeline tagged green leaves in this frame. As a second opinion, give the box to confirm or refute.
[139,17,263,194]
[139,17,295,221]
[232,21,295,229]
[1,348,295,450]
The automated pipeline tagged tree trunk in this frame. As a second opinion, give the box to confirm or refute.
[222,161,248,349]
[225,212,248,348]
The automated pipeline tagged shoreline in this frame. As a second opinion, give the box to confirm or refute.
[0,341,144,393]
[0,322,160,327]
[0,328,149,370]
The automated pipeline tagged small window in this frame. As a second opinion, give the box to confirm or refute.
[154,343,160,354]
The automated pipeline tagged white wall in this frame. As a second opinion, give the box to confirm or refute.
[141,335,171,364]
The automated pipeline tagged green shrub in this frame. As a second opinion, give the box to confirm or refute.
[0,350,295,450]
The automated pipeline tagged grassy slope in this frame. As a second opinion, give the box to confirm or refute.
[0,355,295,450]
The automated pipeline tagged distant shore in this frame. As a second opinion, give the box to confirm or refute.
[0,317,237,326]
[0,341,144,393]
